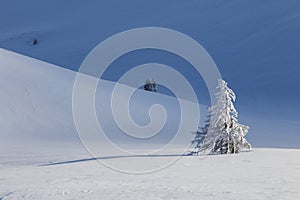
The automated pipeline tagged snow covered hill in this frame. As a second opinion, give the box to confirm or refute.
[0,48,299,161]
[1,0,299,149]
[1,1,300,199]
[0,0,299,120]
[0,45,300,200]
[0,48,203,162]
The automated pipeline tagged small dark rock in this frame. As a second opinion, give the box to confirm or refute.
[33,38,38,45]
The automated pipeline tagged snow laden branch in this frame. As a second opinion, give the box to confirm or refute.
[191,79,252,155]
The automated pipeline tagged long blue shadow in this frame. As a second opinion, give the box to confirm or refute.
[39,154,191,166]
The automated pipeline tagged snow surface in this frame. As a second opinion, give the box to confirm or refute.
[0,0,299,119]
[0,48,202,154]
[1,48,299,151]
[1,149,300,200]
[1,1,300,198]
[0,46,299,199]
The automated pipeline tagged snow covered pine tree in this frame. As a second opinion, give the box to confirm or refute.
[144,79,158,92]
[192,79,252,155]
[190,115,210,155]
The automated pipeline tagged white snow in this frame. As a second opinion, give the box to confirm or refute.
[1,0,299,148]
[0,48,200,157]
[0,49,299,199]
[0,149,300,200]
[0,1,299,198]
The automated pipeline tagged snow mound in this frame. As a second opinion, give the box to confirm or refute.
[0,48,204,163]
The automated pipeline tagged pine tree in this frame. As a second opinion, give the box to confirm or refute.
[144,79,158,92]
[192,79,251,155]
[190,115,210,155]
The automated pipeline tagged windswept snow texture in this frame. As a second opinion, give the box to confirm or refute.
[0,0,300,120]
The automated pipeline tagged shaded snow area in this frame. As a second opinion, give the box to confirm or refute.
[0,48,299,154]
[0,149,299,200]
[0,48,202,157]
[0,48,299,199]
[0,0,300,120]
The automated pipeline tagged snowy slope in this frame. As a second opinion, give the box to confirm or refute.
[0,42,300,199]
[0,48,85,165]
[0,0,300,120]
[0,48,299,161]
[0,48,204,164]
[0,49,76,142]
[1,2,300,199]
